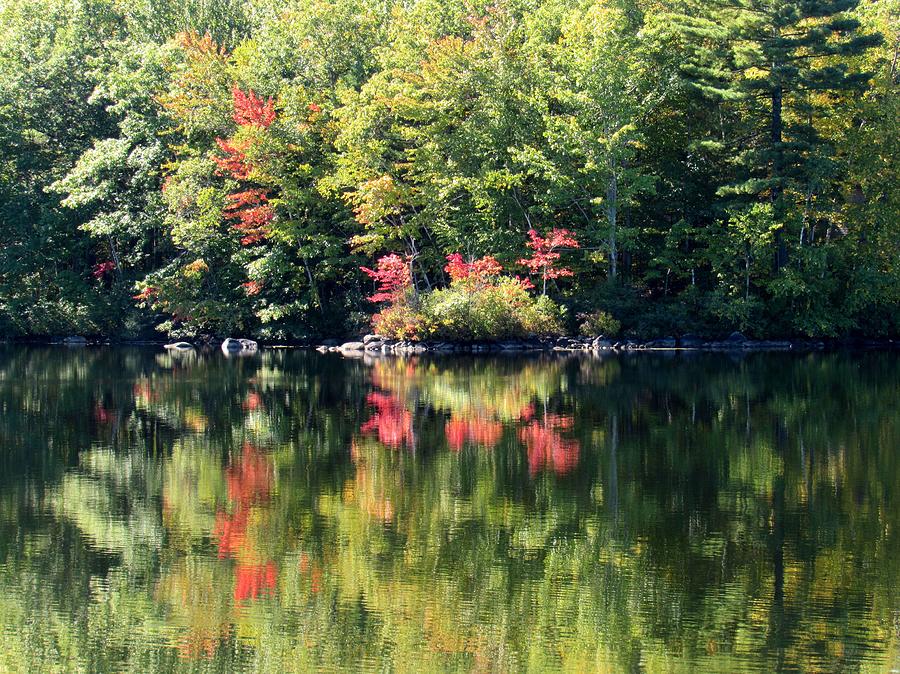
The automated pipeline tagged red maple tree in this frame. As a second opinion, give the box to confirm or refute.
[231,86,275,128]
[213,138,252,179]
[222,189,273,245]
[212,87,278,247]
[518,228,579,294]
[242,280,263,296]
[444,253,503,286]
[92,261,116,279]
[360,253,412,303]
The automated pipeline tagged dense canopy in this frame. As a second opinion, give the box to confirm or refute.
[0,0,896,340]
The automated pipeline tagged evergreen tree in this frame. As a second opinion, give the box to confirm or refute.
[669,0,881,268]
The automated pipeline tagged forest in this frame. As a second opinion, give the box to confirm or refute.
[0,0,897,341]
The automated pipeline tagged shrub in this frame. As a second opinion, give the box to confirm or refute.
[578,310,621,337]
[371,292,427,340]
[423,277,563,341]
[363,251,565,342]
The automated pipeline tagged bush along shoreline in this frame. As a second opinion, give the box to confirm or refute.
[312,235,896,354]
[14,231,898,355]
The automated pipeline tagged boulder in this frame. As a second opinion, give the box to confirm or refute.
[164,342,194,351]
[362,334,381,345]
[746,340,792,350]
[645,338,676,349]
[679,334,704,348]
[727,331,747,343]
[63,336,87,346]
[339,341,365,352]
[221,338,243,352]
[499,340,525,351]
[239,339,258,351]
[592,337,613,350]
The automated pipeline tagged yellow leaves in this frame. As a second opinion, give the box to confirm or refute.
[350,174,411,227]
[348,231,386,253]
[183,259,209,278]
[175,31,227,60]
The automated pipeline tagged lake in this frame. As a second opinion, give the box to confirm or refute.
[0,346,898,672]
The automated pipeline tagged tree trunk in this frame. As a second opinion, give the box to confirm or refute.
[771,84,788,271]
[745,245,751,301]
[606,171,618,281]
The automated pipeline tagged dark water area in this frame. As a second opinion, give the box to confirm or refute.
[0,346,898,672]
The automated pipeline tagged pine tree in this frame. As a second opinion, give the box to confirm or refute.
[668,0,882,268]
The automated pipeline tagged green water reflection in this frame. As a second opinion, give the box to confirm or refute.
[0,347,898,672]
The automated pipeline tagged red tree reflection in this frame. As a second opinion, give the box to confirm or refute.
[212,442,278,602]
[360,392,414,449]
[234,562,278,601]
[518,414,580,475]
[445,415,503,451]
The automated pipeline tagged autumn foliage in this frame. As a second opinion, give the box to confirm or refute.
[223,189,273,245]
[92,261,116,279]
[360,253,412,303]
[214,88,278,248]
[360,244,564,340]
[231,86,275,128]
[444,253,503,286]
[518,228,579,294]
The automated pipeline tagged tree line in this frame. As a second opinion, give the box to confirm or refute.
[0,0,896,340]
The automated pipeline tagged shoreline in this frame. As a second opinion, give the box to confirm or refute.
[3,334,897,353]
[320,334,899,355]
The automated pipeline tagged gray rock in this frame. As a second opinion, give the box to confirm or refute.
[362,334,381,344]
[499,341,525,351]
[592,337,613,349]
[239,339,258,351]
[164,342,194,351]
[727,331,747,343]
[221,338,243,352]
[745,340,792,350]
[679,334,704,348]
[339,341,365,352]
[63,336,87,345]
[645,337,677,349]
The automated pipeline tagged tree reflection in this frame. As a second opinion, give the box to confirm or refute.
[519,414,580,475]
[0,347,897,672]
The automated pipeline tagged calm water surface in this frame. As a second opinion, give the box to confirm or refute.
[0,346,898,673]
